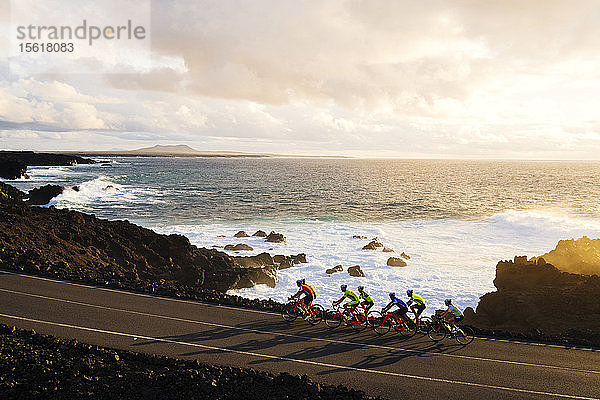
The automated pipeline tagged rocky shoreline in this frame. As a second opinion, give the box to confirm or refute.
[0,151,95,179]
[0,323,379,399]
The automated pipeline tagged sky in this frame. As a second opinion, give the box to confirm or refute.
[1,0,600,158]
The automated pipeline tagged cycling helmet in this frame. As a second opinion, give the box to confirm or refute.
[340,284,347,291]
[445,299,452,306]
[357,285,364,291]
[296,279,303,287]
[389,292,395,299]
[407,289,413,297]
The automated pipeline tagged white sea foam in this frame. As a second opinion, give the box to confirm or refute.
[157,211,600,314]
[51,176,161,211]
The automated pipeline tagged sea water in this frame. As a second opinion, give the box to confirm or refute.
[8,157,600,312]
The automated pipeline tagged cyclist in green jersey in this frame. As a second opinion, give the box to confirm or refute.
[333,284,360,313]
[406,289,426,327]
[357,286,374,315]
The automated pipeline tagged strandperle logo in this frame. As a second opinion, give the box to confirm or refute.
[16,20,147,46]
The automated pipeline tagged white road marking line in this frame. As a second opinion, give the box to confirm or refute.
[1,313,598,400]
[0,270,277,315]
[1,287,599,375]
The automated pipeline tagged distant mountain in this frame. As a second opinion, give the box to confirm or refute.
[60,145,349,158]
[129,145,202,155]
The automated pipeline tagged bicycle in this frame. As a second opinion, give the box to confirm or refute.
[427,314,474,345]
[281,297,324,326]
[370,310,417,338]
[324,303,374,331]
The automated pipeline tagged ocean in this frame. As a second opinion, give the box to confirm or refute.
[8,157,600,312]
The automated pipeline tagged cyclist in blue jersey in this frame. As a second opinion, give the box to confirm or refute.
[381,292,409,323]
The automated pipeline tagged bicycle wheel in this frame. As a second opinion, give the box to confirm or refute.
[307,304,324,326]
[417,316,432,335]
[455,325,475,345]
[281,301,298,322]
[348,312,365,331]
[372,312,392,335]
[397,318,417,338]
[324,310,342,329]
[427,321,446,341]
[364,311,378,329]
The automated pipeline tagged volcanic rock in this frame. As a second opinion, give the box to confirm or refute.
[387,257,407,267]
[352,235,367,239]
[0,183,277,294]
[382,247,394,252]
[348,265,365,277]
[473,256,600,335]
[253,230,267,237]
[326,265,343,274]
[0,181,24,202]
[224,243,254,251]
[532,236,600,276]
[362,239,383,250]
[25,185,64,205]
[265,231,286,243]
[0,151,94,179]
[234,231,249,238]
[400,252,410,260]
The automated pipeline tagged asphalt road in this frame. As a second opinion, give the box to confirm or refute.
[1,271,599,400]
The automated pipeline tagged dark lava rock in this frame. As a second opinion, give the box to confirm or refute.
[0,160,27,179]
[265,231,286,243]
[400,252,410,260]
[0,323,381,400]
[0,182,277,295]
[224,243,254,251]
[103,185,119,191]
[24,184,64,205]
[387,257,407,267]
[347,265,365,277]
[0,151,94,179]
[382,247,394,252]
[234,231,249,238]
[72,185,80,192]
[273,255,287,264]
[362,239,383,250]
[253,230,267,237]
[0,181,25,202]
[326,265,343,274]
[293,253,307,263]
[472,256,600,337]
[352,235,367,239]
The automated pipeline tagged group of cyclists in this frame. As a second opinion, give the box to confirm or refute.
[291,278,465,330]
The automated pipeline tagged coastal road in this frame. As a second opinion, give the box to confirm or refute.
[1,271,599,400]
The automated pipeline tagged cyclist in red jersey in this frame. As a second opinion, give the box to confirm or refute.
[291,278,316,314]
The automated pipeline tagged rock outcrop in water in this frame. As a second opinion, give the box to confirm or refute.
[532,236,600,276]
[472,255,600,344]
[387,257,407,267]
[265,231,286,243]
[224,243,254,251]
[347,265,365,277]
[24,184,64,205]
[0,151,95,179]
[0,183,277,294]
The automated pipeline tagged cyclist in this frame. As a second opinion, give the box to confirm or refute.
[290,279,316,316]
[357,286,374,316]
[333,284,360,316]
[381,292,410,324]
[441,299,464,330]
[406,289,426,327]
